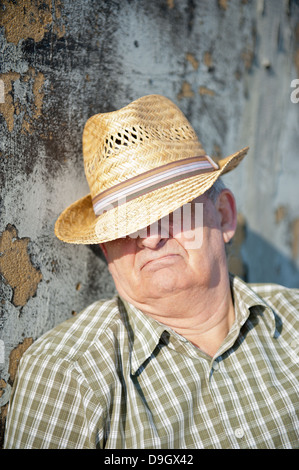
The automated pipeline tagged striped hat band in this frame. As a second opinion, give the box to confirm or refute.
[92,155,219,216]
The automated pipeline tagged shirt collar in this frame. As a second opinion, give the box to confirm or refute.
[229,274,277,336]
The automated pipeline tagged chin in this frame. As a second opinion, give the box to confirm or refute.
[146,274,186,295]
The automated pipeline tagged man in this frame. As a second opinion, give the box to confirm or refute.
[4,95,299,449]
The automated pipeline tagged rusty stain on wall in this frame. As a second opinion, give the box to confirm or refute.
[0,225,42,307]
[177,81,194,100]
[199,86,215,96]
[0,68,45,134]
[186,53,199,70]
[0,0,65,45]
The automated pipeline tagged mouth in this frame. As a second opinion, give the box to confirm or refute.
[141,254,181,270]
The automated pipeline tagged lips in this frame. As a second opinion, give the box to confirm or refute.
[141,254,181,270]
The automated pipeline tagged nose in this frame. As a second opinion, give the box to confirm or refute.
[136,222,169,250]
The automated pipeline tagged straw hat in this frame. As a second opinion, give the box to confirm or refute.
[55,94,248,244]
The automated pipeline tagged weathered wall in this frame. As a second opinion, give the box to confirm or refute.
[0,0,298,447]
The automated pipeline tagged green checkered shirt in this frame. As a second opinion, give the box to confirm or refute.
[4,275,299,449]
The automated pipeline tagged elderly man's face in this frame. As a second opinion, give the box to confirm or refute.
[101,190,237,305]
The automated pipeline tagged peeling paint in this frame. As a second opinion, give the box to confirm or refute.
[0,68,45,133]
[0,225,42,307]
[0,382,11,407]
[186,53,199,70]
[32,70,45,119]
[8,338,33,383]
[218,0,229,10]
[177,81,194,100]
[0,72,21,132]
[0,380,8,403]
[199,86,215,96]
[0,0,65,45]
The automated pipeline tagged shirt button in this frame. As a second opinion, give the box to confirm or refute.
[291,339,298,349]
[235,427,244,439]
[212,361,220,371]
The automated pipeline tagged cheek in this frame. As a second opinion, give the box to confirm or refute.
[104,239,137,282]
[178,225,223,268]
[108,254,133,279]
[104,237,136,262]
[108,251,140,292]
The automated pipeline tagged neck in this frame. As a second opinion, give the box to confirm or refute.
[127,273,235,358]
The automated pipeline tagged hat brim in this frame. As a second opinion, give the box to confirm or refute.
[54,147,248,244]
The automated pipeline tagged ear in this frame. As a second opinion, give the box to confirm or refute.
[215,189,237,244]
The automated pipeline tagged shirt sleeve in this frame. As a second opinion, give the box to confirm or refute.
[3,350,104,449]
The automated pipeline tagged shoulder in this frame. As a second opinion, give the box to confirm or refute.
[249,281,299,305]
[248,281,299,323]
[21,296,123,365]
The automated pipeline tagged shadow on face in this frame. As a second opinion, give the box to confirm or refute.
[98,190,236,264]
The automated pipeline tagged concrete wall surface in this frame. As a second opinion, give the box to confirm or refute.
[0,0,298,447]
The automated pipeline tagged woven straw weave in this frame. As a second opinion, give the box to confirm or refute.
[55,95,248,244]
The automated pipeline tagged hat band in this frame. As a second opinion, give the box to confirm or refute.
[92,155,219,216]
